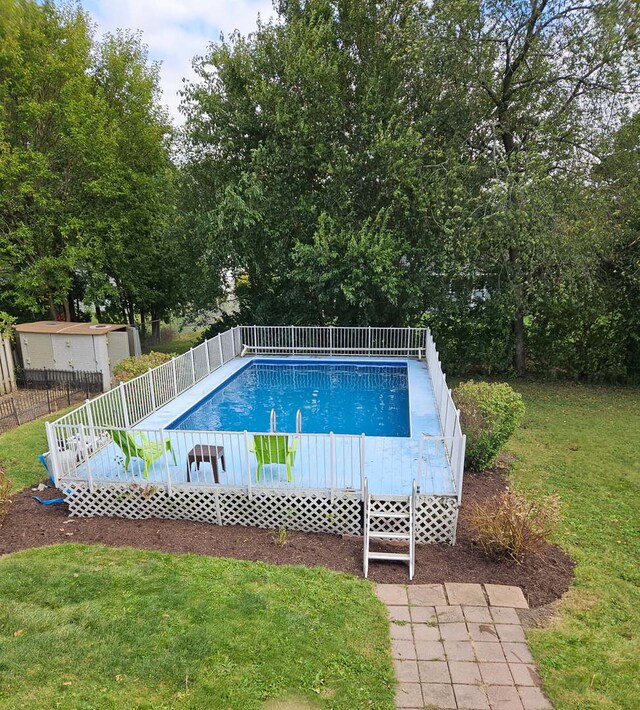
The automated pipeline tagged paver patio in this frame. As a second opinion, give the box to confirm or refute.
[378,583,552,710]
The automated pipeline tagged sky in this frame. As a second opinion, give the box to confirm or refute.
[82,0,275,123]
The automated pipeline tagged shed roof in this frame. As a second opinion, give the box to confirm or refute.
[14,321,128,336]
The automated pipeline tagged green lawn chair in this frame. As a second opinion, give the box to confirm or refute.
[249,434,299,482]
[111,429,176,478]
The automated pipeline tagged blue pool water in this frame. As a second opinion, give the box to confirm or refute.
[169,360,410,436]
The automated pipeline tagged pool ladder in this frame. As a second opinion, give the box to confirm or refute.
[363,478,417,580]
[269,409,303,433]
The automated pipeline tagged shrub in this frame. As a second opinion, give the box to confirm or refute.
[469,489,560,562]
[112,351,173,383]
[453,380,525,471]
[0,467,12,525]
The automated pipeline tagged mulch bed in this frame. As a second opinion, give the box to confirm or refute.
[0,468,574,608]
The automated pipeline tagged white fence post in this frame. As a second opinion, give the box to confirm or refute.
[119,382,130,428]
[189,348,196,384]
[329,432,335,501]
[204,339,211,372]
[172,358,178,397]
[359,433,366,493]
[417,434,424,490]
[218,335,224,364]
[86,399,96,449]
[244,430,252,499]
[162,433,172,495]
[78,423,94,493]
[44,422,59,487]
[457,435,466,504]
[148,370,156,411]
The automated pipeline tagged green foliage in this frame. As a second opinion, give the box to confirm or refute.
[454,381,525,471]
[112,351,172,383]
[0,312,15,340]
[0,545,395,709]
[181,0,640,381]
[0,1,188,329]
[0,406,76,492]
[469,489,560,562]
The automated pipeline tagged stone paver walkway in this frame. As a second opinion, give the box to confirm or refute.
[377,583,552,710]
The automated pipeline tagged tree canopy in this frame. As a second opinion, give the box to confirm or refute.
[182,0,640,380]
[1,0,639,380]
[0,0,186,335]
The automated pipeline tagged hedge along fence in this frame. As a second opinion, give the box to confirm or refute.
[112,352,173,383]
[453,381,525,472]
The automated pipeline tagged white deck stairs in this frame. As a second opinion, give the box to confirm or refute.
[363,479,417,580]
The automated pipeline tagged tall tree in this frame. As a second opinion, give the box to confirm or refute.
[455,0,640,372]
[0,0,95,318]
[0,2,185,332]
[182,0,477,325]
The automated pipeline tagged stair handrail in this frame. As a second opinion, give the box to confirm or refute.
[363,477,369,578]
[410,479,418,580]
[269,408,277,432]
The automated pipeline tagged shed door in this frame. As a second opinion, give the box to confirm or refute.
[52,335,99,371]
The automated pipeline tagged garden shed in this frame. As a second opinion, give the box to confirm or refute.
[14,321,141,391]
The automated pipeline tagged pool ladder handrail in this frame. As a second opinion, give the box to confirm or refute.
[269,408,302,433]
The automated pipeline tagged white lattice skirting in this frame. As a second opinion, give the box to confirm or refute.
[62,482,459,543]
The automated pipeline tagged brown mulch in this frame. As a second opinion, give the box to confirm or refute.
[0,469,574,608]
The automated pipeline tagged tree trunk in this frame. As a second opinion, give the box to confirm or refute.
[509,246,526,375]
[151,311,161,342]
[513,306,526,375]
[95,303,102,320]
[63,297,71,322]
[47,294,57,320]
[139,310,147,340]
[126,298,135,326]
[501,123,527,375]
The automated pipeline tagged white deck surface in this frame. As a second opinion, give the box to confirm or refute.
[77,356,455,496]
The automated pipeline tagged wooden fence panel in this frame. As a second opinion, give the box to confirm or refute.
[0,338,16,396]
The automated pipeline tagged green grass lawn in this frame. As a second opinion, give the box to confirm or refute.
[2,382,639,709]
[0,406,75,492]
[0,545,394,710]
[507,382,640,710]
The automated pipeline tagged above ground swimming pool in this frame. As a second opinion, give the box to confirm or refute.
[168,359,410,437]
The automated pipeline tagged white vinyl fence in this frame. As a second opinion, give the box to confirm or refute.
[46,326,465,536]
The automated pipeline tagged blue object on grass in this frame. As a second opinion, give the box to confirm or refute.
[35,451,71,504]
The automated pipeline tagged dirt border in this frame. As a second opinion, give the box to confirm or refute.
[0,469,574,608]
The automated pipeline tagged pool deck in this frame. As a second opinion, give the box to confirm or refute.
[75,356,456,497]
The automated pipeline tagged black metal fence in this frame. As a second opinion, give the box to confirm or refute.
[0,370,103,434]
[15,368,103,391]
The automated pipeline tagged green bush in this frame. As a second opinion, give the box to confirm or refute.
[453,380,525,471]
[112,351,173,383]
